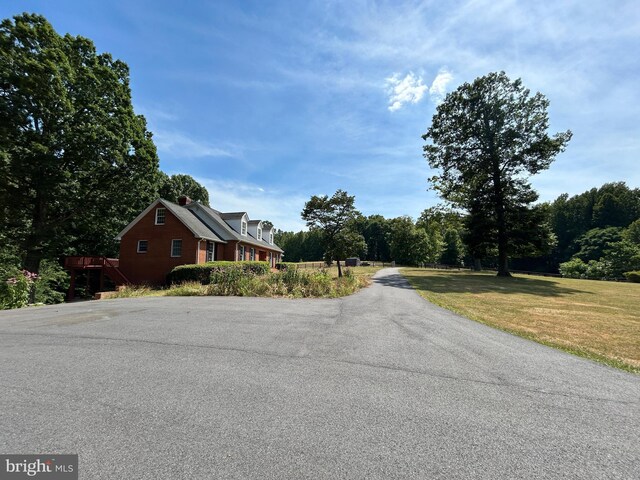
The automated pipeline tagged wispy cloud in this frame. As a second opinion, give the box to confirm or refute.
[429,68,454,104]
[135,104,179,122]
[153,130,236,159]
[195,177,308,232]
[385,71,428,111]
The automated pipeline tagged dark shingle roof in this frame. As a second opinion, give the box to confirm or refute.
[115,199,225,242]
[219,212,247,220]
[160,200,225,242]
[186,203,283,253]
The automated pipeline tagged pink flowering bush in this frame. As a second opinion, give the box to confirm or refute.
[0,269,37,309]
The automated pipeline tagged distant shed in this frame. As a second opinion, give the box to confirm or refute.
[345,257,361,267]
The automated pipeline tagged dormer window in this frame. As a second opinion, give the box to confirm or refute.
[257,227,262,241]
[155,208,166,225]
[269,232,274,244]
[241,220,247,236]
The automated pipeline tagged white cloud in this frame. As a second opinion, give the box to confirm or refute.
[153,130,236,158]
[385,72,428,111]
[429,68,454,104]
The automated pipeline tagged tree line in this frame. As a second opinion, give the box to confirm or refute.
[278,182,640,279]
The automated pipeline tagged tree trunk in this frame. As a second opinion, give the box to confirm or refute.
[493,161,511,277]
[497,252,510,277]
[23,250,43,275]
[337,259,342,278]
[23,194,47,275]
[473,258,482,271]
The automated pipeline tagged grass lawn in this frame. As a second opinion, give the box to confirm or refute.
[401,268,640,373]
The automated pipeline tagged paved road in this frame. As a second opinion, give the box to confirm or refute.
[0,268,638,479]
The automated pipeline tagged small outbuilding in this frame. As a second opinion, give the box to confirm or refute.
[345,257,361,267]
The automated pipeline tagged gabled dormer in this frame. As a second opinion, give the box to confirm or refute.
[247,220,263,240]
[220,212,249,236]
[263,225,275,244]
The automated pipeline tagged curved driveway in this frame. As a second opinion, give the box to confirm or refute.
[1,268,638,479]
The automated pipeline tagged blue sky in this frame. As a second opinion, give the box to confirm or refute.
[3,1,640,231]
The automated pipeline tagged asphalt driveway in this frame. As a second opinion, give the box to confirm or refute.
[0,268,638,479]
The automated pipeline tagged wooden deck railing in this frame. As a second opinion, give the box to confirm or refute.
[64,256,120,269]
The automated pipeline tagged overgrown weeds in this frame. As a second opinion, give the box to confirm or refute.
[109,268,370,300]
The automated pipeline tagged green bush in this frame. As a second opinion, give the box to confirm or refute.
[34,260,69,305]
[0,269,36,310]
[624,271,640,283]
[559,258,588,278]
[168,261,269,285]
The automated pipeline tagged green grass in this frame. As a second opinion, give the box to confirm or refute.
[401,268,640,374]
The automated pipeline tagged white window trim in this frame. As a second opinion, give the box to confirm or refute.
[171,239,182,257]
[238,244,245,261]
[241,220,247,236]
[269,232,274,245]
[206,241,214,262]
[250,247,255,261]
[137,240,148,253]
[257,227,262,241]
[155,208,166,225]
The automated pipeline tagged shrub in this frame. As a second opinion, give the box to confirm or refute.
[624,271,640,283]
[168,261,269,285]
[0,269,37,309]
[584,259,611,280]
[559,258,588,278]
[34,260,69,305]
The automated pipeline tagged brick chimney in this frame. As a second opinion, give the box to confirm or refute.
[178,196,192,206]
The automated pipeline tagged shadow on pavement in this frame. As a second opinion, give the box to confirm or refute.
[373,274,416,290]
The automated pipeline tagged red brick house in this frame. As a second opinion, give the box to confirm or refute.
[115,197,284,285]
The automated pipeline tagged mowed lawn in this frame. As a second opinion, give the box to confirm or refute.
[401,268,640,373]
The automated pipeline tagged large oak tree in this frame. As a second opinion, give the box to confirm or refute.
[423,72,571,276]
[0,14,161,271]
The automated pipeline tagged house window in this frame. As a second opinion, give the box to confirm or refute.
[171,239,182,257]
[241,220,247,236]
[155,208,166,225]
[257,227,262,241]
[137,240,148,253]
[250,248,255,261]
[238,245,245,261]
[206,241,214,262]
[269,252,272,265]
[269,232,274,244]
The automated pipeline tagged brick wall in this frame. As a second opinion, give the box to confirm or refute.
[119,206,205,285]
